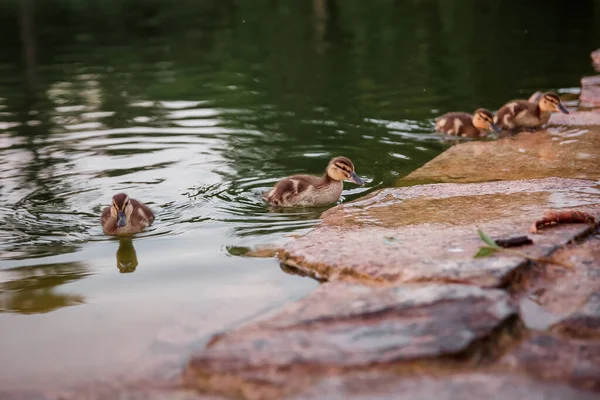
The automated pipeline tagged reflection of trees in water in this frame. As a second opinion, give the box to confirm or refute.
[0,262,89,314]
[0,0,87,261]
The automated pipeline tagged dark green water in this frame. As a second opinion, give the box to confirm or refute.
[0,0,599,389]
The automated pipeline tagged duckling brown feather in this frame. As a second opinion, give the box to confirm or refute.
[264,174,341,207]
[494,100,544,130]
[101,206,113,230]
[435,112,481,137]
[130,199,155,225]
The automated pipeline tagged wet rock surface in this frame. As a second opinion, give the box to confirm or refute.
[185,283,516,399]
[580,75,600,106]
[291,372,600,400]
[402,123,600,184]
[186,231,600,400]
[550,110,600,125]
[279,178,600,287]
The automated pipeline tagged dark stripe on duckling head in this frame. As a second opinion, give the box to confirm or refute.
[330,156,354,172]
[112,193,129,210]
[542,91,560,103]
[475,108,494,120]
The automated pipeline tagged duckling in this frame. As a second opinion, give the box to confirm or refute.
[494,91,569,132]
[435,108,501,138]
[263,156,365,207]
[101,193,154,235]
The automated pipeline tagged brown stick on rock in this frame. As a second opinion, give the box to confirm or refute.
[529,210,596,234]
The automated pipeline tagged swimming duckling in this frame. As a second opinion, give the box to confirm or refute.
[101,193,155,235]
[435,108,501,138]
[494,91,569,132]
[263,156,365,207]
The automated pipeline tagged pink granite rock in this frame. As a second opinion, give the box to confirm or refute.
[279,178,600,287]
[580,76,600,106]
[185,282,516,399]
[403,126,600,184]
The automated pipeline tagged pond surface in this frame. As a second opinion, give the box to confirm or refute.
[1,0,599,390]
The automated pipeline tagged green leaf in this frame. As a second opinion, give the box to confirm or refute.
[477,229,501,249]
[474,246,498,258]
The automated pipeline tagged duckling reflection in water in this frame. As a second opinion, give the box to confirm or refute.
[102,193,155,235]
[435,109,501,138]
[116,238,138,273]
[494,91,569,132]
[263,156,365,207]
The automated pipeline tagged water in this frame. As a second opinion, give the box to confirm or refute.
[1,0,599,391]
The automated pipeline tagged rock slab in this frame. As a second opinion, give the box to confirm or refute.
[279,178,600,287]
[185,283,516,399]
[402,122,600,185]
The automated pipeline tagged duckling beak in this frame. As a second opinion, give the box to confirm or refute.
[117,210,127,227]
[490,123,502,133]
[558,103,569,114]
[349,171,365,186]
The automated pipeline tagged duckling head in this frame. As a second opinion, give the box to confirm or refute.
[110,193,134,227]
[472,108,501,133]
[539,92,569,114]
[326,156,365,185]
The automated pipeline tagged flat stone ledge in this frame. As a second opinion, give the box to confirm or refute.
[291,372,600,400]
[279,178,600,287]
[550,110,600,125]
[185,282,516,399]
[402,122,600,185]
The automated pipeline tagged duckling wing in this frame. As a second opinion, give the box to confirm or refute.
[435,112,475,136]
[494,100,532,128]
[131,199,155,225]
[266,175,316,206]
[101,206,117,234]
[101,206,111,224]
[265,178,293,205]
